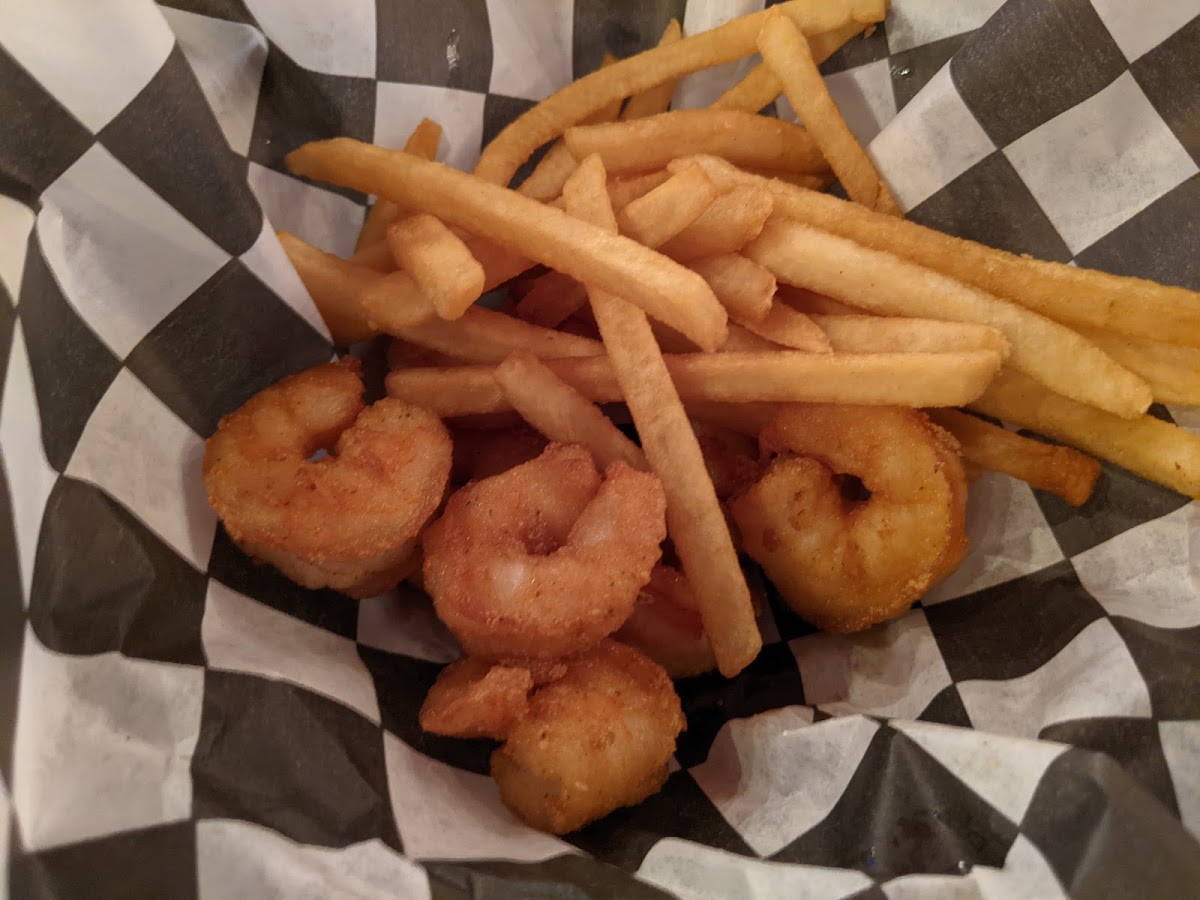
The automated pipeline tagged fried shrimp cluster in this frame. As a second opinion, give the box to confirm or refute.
[423,443,668,660]
[203,359,452,598]
[421,640,685,835]
[731,404,968,632]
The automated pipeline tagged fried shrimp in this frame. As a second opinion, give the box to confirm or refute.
[423,443,668,660]
[204,358,452,598]
[616,565,717,679]
[730,404,968,632]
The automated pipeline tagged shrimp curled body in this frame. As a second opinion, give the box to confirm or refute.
[204,359,452,598]
[730,404,967,632]
[423,443,668,661]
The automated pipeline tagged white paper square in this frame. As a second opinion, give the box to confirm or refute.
[243,0,376,79]
[239,221,330,339]
[790,609,952,720]
[12,628,203,851]
[356,586,460,663]
[923,472,1064,606]
[374,82,486,173]
[486,0,573,102]
[1071,503,1200,629]
[1005,72,1199,255]
[0,195,34,302]
[0,326,59,607]
[39,144,231,360]
[777,59,897,145]
[958,618,1152,739]
[690,712,876,857]
[160,6,269,156]
[672,0,766,111]
[197,818,431,900]
[65,369,216,571]
[1160,721,1200,842]
[1090,0,1200,63]
[0,0,174,132]
[870,64,997,212]
[247,161,365,260]
[886,0,1006,54]
[203,580,381,724]
[382,732,572,862]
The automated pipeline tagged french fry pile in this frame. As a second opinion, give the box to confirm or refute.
[278,1,1200,677]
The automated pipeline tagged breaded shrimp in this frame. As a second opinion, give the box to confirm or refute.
[204,359,452,598]
[730,404,968,632]
[423,443,668,661]
[616,565,717,679]
[418,656,534,740]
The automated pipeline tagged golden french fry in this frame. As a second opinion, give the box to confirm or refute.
[927,409,1100,506]
[562,153,761,677]
[386,349,1004,416]
[495,352,648,470]
[607,171,672,210]
[474,0,888,186]
[513,271,588,328]
[356,117,443,250]
[807,20,874,61]
[744,216,1152,419]
[658,185,774,261]
[811,315,1010,356]
[288,139,728,351]
[971,368,1200,499]
[349,238,398,272]
[278,232,380,345]
[564,109,828,176]
[758,13,899,215]
[387,214,485,320]
[516,53,624,202]
[740,167,832,191]
[1075,327,1200,406]
[617,165,717,248]
[689,254,777,324]
[680,154,1200,347]
[621,20,683,120]
[735,303,832,353]
[399,306,602,364]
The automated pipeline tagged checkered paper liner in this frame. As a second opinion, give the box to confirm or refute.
[1,0,1198,896]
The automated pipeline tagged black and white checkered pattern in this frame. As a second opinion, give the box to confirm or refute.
[2,0,1198,896]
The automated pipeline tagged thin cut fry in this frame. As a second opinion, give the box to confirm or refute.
[564,109,828,176]
[658,185,774,261]
[287,139,727,350]
[807,20,873,61]
[387,214,485,319]
[680,155,1200,346]
[617,165,717,248]
[513,271,588,328]
[736,303,832,353]
[474,0,887,185]
[758,13,900,215]
[517,54,624,202]
[621,20,683,120]
[399,306,602,364]
[607,171,672,210]
[971,368,1200,499]
[927,409,1100,506]
[689,254,776,323]
[356,117,443,250]
[811,315,1010,356]
[1075,327,1200,406]
[745,216,1152,419]
[495,352,648,471]
[562,154,761,677]
[385,350,1005,415]
[278,232,380,345]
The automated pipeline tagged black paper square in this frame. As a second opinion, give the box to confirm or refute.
[571,0,687,79]
[17,235,123,472]
[0,462,26,787]
[949,0,1129,148]
[0,47,95,203]
[1131,16,1200,166]
[890,32,972,111]
[193,669,399,848]
[771,726,1019,879]
[28,476,207,666]
[907,151,1072,260]
[99,45,261,256]
[918,685,972,728]
[1110,618,1200,720]
[924,560,1105,682]
[425,853,675,900]
[482,94,537,154]
[376,0,493,92]
[1073,173,1200,291]
[158,0,257,27]
[0,277,14,402]
[817,22,890,75]
[126,258,330,437]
